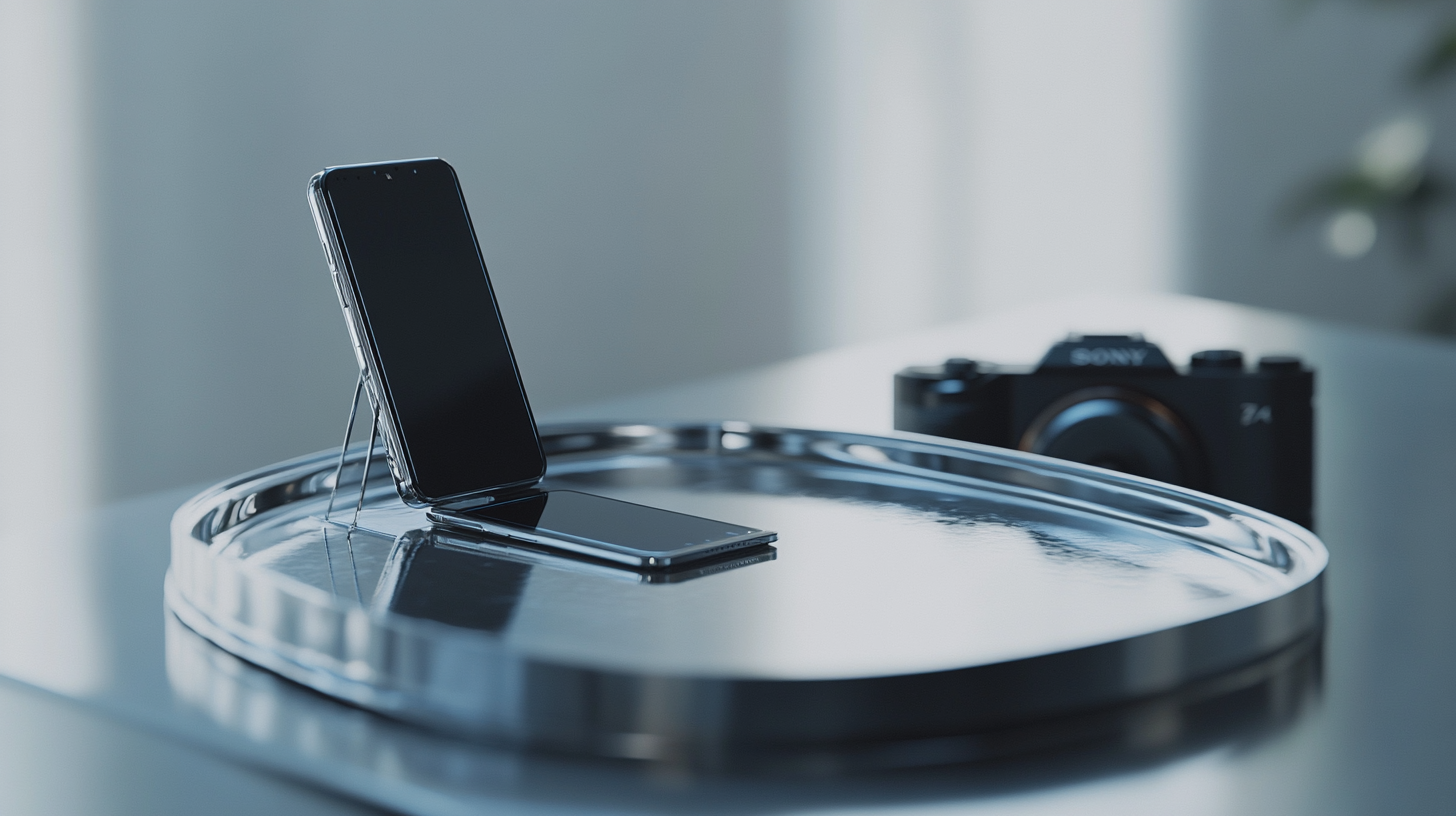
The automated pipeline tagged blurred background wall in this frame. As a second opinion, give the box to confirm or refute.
[1,0,1448,502]
[1184,0,1456,335]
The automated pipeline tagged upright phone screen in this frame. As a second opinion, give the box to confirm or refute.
[322,159,545,501]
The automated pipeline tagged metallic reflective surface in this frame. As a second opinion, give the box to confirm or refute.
[8,294,1456,814]
[167,421,1325,767]
[165,608,1323,784]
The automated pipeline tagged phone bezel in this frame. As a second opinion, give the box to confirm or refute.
[307,159,547,507]
[425,491,779,568]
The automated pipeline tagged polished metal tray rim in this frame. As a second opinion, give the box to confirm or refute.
[166,421,1328,766]
[802,430,1313,575]
[169,421,1327,665]
[539,423,1319,576]
[171,422,1322,623]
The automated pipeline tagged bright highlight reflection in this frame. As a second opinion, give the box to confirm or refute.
[0,0,106,694]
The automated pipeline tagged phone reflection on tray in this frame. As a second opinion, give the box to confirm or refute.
[372,529,531,632]
[374,528,777,629]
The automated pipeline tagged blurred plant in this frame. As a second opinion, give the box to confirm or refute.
[1285,1,1456,334]
[1286,114,1443,258]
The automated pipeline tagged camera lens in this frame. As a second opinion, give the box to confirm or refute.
[1019,387,1202,487]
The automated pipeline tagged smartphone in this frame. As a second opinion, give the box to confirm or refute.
[426,490,775,568]
[377,529,775,626]
[308,158,776,566]
[308,158,544,508]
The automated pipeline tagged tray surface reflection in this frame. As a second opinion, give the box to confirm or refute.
[167,422,1325,769]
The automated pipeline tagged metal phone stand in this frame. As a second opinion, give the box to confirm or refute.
[321,371,377,600]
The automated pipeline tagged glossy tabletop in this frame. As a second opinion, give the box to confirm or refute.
[2,293,1453,814]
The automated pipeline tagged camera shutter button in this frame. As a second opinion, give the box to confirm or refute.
[943,358,977,377]
[1191,350,1244,369]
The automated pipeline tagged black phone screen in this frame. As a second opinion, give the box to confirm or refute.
[322,159,545,501]
[466,490,761,553]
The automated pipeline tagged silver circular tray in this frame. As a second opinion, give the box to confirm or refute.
[167,422,1326,770]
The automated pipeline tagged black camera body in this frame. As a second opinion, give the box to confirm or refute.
[894,335,1314,528]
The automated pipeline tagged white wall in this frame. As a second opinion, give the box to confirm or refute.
[963,0,1181,316]
[84,1,799,498]
[1182,0,1456,331]
[0,0,107,693]
[789,0,974,352]
[0,0,1188,500]
[788,0,1181,352]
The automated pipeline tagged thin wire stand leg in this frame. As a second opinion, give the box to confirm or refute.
[340,402,380,603]
[325,373,367,523]
[322,373,368,599]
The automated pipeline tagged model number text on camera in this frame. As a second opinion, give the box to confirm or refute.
[1241,403,1273,426]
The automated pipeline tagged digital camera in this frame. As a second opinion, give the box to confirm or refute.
[893,334,1314,528]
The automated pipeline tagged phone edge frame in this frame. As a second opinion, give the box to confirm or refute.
[306,160,547,508]
[423,501,778,568]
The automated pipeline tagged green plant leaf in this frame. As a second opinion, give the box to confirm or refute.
[1412,25,1456,83]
